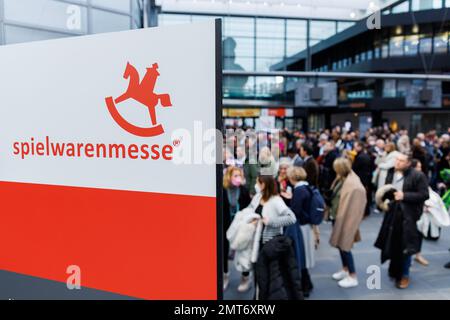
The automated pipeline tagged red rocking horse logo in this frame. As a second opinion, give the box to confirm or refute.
[105,62,172,137]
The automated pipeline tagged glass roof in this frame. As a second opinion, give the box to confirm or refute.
[156,0,399,20]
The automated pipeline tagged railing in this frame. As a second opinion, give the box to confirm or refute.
[222,70,450,100]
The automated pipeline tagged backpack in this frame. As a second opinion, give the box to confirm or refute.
[307,186,325,225]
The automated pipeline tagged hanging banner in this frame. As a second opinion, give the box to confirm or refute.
[224,108,261,117]
[0,20,221,300]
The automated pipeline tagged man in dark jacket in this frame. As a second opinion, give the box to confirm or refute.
[236,145,259,196]
[352,141,373,216]
[300,143,319,188]
[374,153,429,289]
[319,141,339,193]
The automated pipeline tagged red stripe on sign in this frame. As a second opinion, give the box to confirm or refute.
[0,181,217,300]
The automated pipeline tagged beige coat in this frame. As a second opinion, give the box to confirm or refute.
[329,171,367,251]
[397,135,410,154]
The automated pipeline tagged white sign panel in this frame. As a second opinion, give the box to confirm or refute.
[0,22,217,197]
[0,21,220,300]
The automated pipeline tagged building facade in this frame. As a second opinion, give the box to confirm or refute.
[157,11,355,130]
[273,0,450,135]
[0,0,143,45]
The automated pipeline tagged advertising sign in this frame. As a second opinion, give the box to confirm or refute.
[295,82,338,107]
[0,21,221,299]
[406,80,442,108]
[224,108,261,117]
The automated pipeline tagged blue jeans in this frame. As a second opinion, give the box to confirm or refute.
[339,250,356,274]
[402,255,412,278]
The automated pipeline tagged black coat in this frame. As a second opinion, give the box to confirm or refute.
[303,157,319,188]
[256,236,303,300]
[223,186,251,232]
[412,146,429,175]
[352,151,372,187]
[320,149,338,192]
[374,167,429,276]
[374,201,405,280]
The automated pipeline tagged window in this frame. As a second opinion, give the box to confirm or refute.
[191,15,220,23]
[382,42,389,58]
[309,39,320,47]
[286,20,307,56]
[309,20,336,46]
[383,80,397,98]
[286,20,306,39]
[434,32,449,53]
[256,18,284,39]
[224,37,254,60]
[255,76,284,97]
[223,17,255,72]
[257,38,285,58]
[224,17,254,38]
[286,39,307,57]
[344,59,349,68]
[374,46,381,58]
[404,35,419,55]
[159,14,191,26]
[391,1,409,13]
[4,0,88,33]
[360,51,367,62]
[91,0,131,13]
[397,80,410,98]
[419,35,433,53]
[256,18,285,71]
[434,0,444,9]
[337,21,354,33]
[223,37,254,71]
[389,36,404,56]
[91,9,131,33]
[412,0,442,11]
[256,56,284,72]
[131,0,143,29]
[4,25,71,44]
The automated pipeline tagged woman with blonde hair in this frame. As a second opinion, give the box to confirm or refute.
[223,166,251,292]
[287,166,319,297]
[259,146,278,177]
[374,142,401,190]
[329,157,367,288]
[277,158,294,205]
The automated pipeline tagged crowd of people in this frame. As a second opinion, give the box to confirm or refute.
[222,124,450,299]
